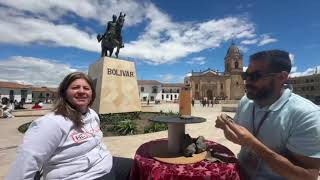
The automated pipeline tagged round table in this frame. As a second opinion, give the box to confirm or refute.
[150,115,206,154]
[129,139,242,180]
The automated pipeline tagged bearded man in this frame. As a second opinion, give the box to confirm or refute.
[215,50,320,180]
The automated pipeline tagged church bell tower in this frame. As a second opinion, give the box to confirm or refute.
[224,43,244,100]
[224,43,243,75]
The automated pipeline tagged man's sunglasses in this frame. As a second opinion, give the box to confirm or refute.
[241,71,278,81]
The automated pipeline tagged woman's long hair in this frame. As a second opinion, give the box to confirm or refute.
[53,72,96,128]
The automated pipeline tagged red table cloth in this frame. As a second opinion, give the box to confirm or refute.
[129,139,241,180]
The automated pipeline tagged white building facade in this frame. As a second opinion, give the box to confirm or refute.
[161,83,184,102]
[0,81,57,103]
[0,82,32,103]
[138,80,184,102]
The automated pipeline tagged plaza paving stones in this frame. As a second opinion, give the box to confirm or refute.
[0,103,240,179]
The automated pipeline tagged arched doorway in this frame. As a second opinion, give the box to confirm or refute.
[235,61,239,69]
[9,90,14,101]
[207,90,213,100]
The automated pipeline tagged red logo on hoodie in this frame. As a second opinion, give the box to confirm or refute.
[70,131,92,143]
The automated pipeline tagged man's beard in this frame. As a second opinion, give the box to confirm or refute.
[245,81,274,101]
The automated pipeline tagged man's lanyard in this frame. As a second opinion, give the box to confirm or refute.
[252,105,271,137]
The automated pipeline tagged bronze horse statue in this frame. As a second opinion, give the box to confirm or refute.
[97,13,125,58]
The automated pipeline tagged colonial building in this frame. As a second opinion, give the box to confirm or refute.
[0,81,32,103]
[184,43,245,100]
[137,80,184,102]
[161,83,184,102]
[138,80,162,102]
[31,87,58,103]
[0,81,57,103]
[288,73,320,104]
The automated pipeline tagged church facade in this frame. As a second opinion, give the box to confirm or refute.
[184,43,245,100]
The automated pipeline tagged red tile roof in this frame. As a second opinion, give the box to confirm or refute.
[31,87,50,92]
[138,80,161,85]
[0,81,31,89]
[0,81,58,92]
[162,83,185,87]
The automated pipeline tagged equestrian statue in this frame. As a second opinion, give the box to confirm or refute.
[97,12,125,58]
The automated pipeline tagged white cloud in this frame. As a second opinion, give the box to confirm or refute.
[289,53,296,73]
[123,13,257,64]
[258,34,277,46]
[288,53,319,77]
[243,66,248,72]
[0,0,274,65]
[291,66,297,73]
[0,8,99,52]
[239,34,277,47]
[289,53,295,64]
[241,39,258,45]
[0,56,82,87]
[238,45,249,53]
[158,73,185,83]
[289,65,320,77]
[187,57,206,65]
[0,0,145,26]
[159,74,175,82]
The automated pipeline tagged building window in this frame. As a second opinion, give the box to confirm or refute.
[174,94,177,98]
[152,86,158,93]
[21,90,28,99]
[143,97,147,101]
[162,89,164,93]
[195,84,198,90]
[311,86,315,91]
[221,84,223,90]
[141,87,144,92]
[235,61,239,69]
[9,90,14,101]
[170,89,172,93]
[166,94,169,98]
[162,94,164,100]
[177,89,179,93]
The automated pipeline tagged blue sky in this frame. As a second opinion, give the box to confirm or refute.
[0,0,319,87]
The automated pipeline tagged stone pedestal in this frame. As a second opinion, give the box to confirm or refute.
[88,57,141,114]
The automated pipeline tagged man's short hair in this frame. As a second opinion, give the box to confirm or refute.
[250,50,291,73]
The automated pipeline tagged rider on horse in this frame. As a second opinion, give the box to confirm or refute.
[97,13,125,58]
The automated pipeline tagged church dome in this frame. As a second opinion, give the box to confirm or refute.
[226,43,242,57]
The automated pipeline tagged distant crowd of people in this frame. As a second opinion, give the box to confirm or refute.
[0,94,47,118]
[191,98,218,107]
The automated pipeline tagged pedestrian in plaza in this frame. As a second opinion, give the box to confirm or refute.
[31,101,43,109]
[1,97,14,118]
[191,98,195,107]
[215,50,320,179]
[6,72,114,180]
